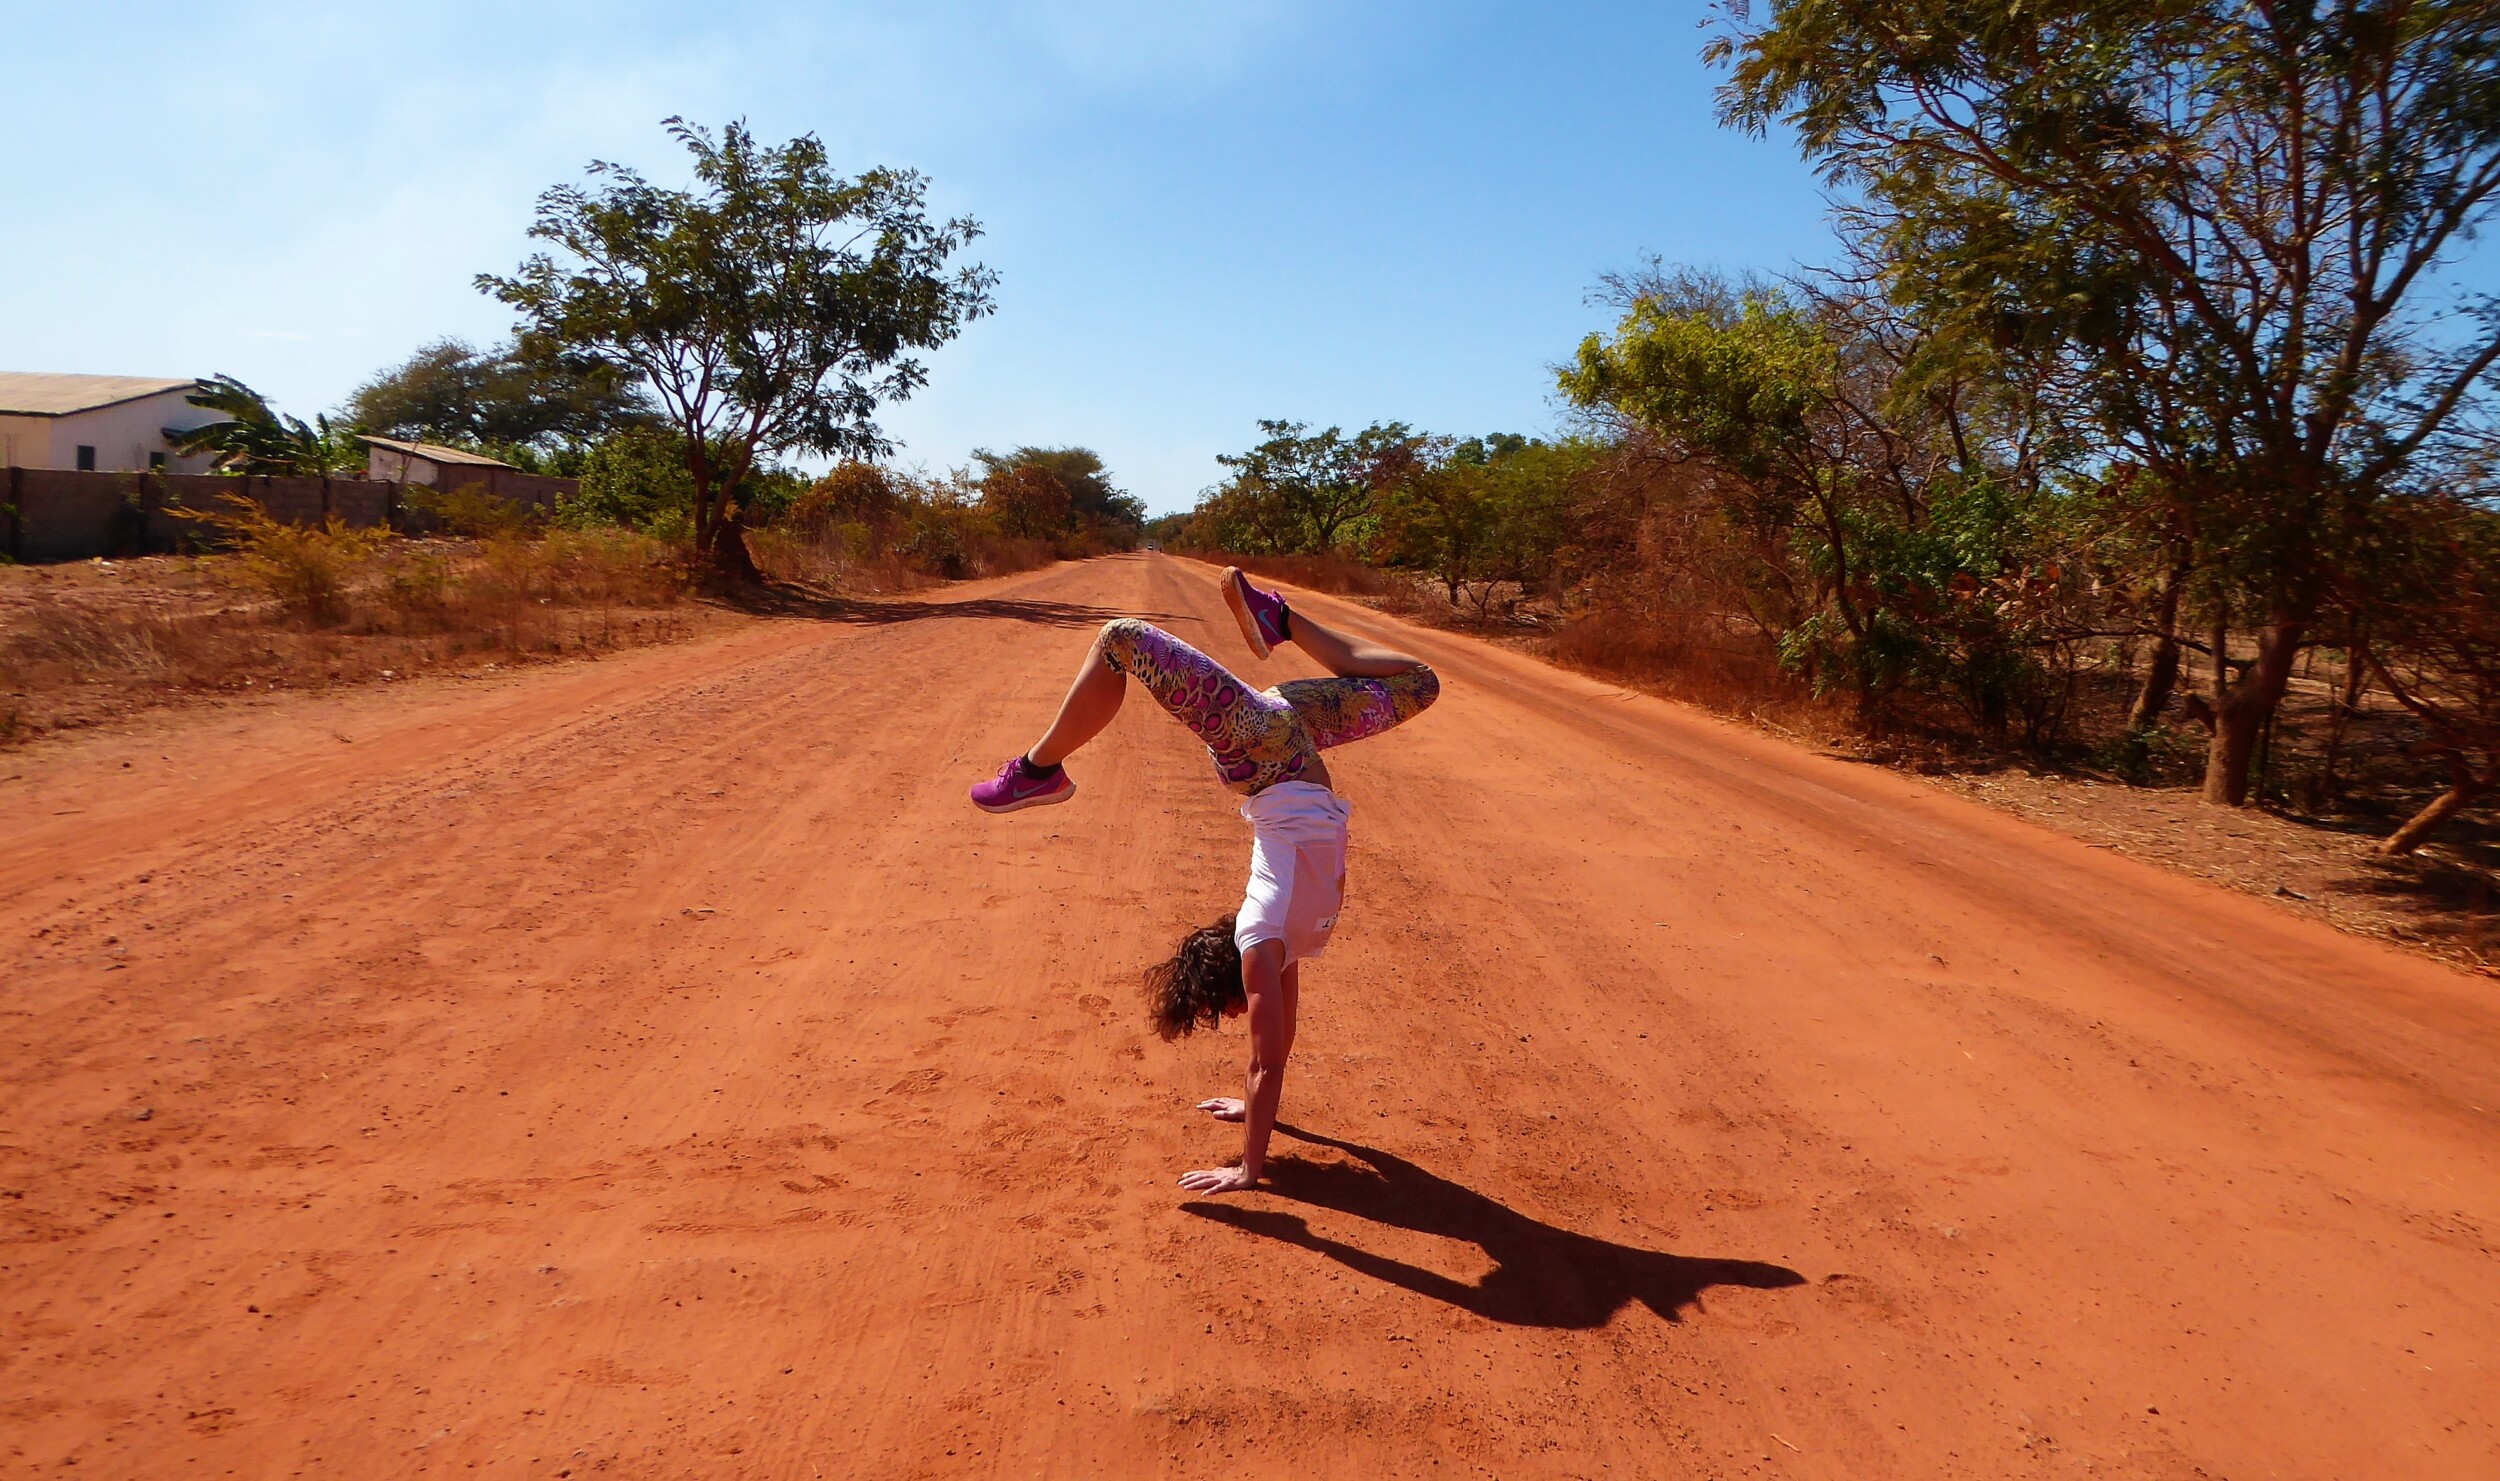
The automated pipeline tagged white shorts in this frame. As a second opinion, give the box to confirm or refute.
[1234,781,1351,965]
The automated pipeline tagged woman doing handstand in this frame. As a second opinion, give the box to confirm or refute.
[969,567,1439,1193]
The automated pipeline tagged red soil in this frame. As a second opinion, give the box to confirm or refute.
[4,552,2495,1478]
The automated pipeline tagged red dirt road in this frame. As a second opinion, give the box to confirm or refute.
[5,553,2496,1479]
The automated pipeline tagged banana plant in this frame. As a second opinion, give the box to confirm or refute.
[168,374,365,477]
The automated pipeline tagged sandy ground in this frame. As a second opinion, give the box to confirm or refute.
[1928,767,2497,974]
[4,552,2497,1479]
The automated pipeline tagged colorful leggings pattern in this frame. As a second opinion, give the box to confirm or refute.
[1095,619,1440,795]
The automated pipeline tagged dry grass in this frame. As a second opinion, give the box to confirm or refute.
[0,530,699,748]
[203,497,397,624]
[1931,766,2497,975]
[1212,551,1409,602]
[1542,604,1851,746]
[747,519,1059,593]
[1,488,1084,750]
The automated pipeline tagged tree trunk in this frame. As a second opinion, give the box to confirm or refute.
[706,519,762,582]
[2127,561,2189,729]
[2318,634,2367,800]
[2130,633,2182,730]
[2378,752,2493,857]
[2201,613,2304,806]
[691,451,764,583]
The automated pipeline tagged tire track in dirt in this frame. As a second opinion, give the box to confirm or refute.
[2,553,2495,1478]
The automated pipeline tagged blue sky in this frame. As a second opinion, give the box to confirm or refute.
[6,2,1835,514]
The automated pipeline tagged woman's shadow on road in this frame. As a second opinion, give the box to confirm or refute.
[713,584,1163,629]
[1183,1125,1805,1328]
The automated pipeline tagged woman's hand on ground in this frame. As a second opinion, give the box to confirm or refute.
[1196,1097,1246,1122]
[1178,1164,1256,1194]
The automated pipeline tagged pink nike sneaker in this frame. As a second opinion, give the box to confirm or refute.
[1222,566,1290,659]
[969,755,1074,813]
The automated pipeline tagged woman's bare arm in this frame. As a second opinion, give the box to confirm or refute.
[1181,947,1296,1192]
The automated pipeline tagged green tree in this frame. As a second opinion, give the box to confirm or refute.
[168,375,364,478]
[1563,288,1868,688]
[1380,446,1497,603]
[560,426,697,535]
[2362,495,2500,855]
[1192,475,1310,554]
[1717,0,2500,801]
[480,117,995,579]
[974,446,1145,544]
[1216,420,1421,552]
[346,336,653,457]
[1562,271,2094,738]
[979,462,1074,540]
[1380,435,1587,617]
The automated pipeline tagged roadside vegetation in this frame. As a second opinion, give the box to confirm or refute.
[477,118,997,582]
[0,522,690,745]
[1,115,1148,748]
[1162,5,2500,894]
[0,438,1141,746]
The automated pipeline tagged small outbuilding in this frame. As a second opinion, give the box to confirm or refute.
[0,373,225,473]
[361,436,522,491]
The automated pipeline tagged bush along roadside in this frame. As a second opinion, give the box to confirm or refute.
[0,492,695,747]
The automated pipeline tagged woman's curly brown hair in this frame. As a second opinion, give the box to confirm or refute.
[1143,914,1245,1040]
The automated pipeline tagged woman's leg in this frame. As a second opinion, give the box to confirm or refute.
[1285,608,1427,678]
[1025,626,1130,768]
[1029,620,1312,790]
[1224,564,1424,676]
[1276,664,1441,751]
[1221,566,1436,750]
[1271,607,1440,752]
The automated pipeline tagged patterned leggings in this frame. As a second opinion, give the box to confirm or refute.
[1096,619,1440,795]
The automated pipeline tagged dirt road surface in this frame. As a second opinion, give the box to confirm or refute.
[5,553,2496,1479]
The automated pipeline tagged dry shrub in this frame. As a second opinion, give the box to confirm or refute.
[746,524,846,586]
[763,462,966,591]
[1547,605,1840,737]
[0,529,692,748]
[755,496,1059,592]
[747,522,930,592]
[406,480,536,537]
[1502,450,1846,741]
[386,547,456,610]
[1208,551,1405,600]
[195,493,392,624]
[546,526,683,606]
[364,528,685,653]
[967,530,1058,578]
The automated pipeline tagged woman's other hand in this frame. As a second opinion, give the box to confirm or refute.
[1197,1097,1247,1122]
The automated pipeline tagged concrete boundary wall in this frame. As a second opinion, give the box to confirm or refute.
[1,468,579,563]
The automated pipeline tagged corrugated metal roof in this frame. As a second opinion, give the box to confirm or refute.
[0,373,201,417]
[360,435,518,469]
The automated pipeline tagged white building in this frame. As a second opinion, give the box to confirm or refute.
[361,435,519,488]
[0,373,225,473]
